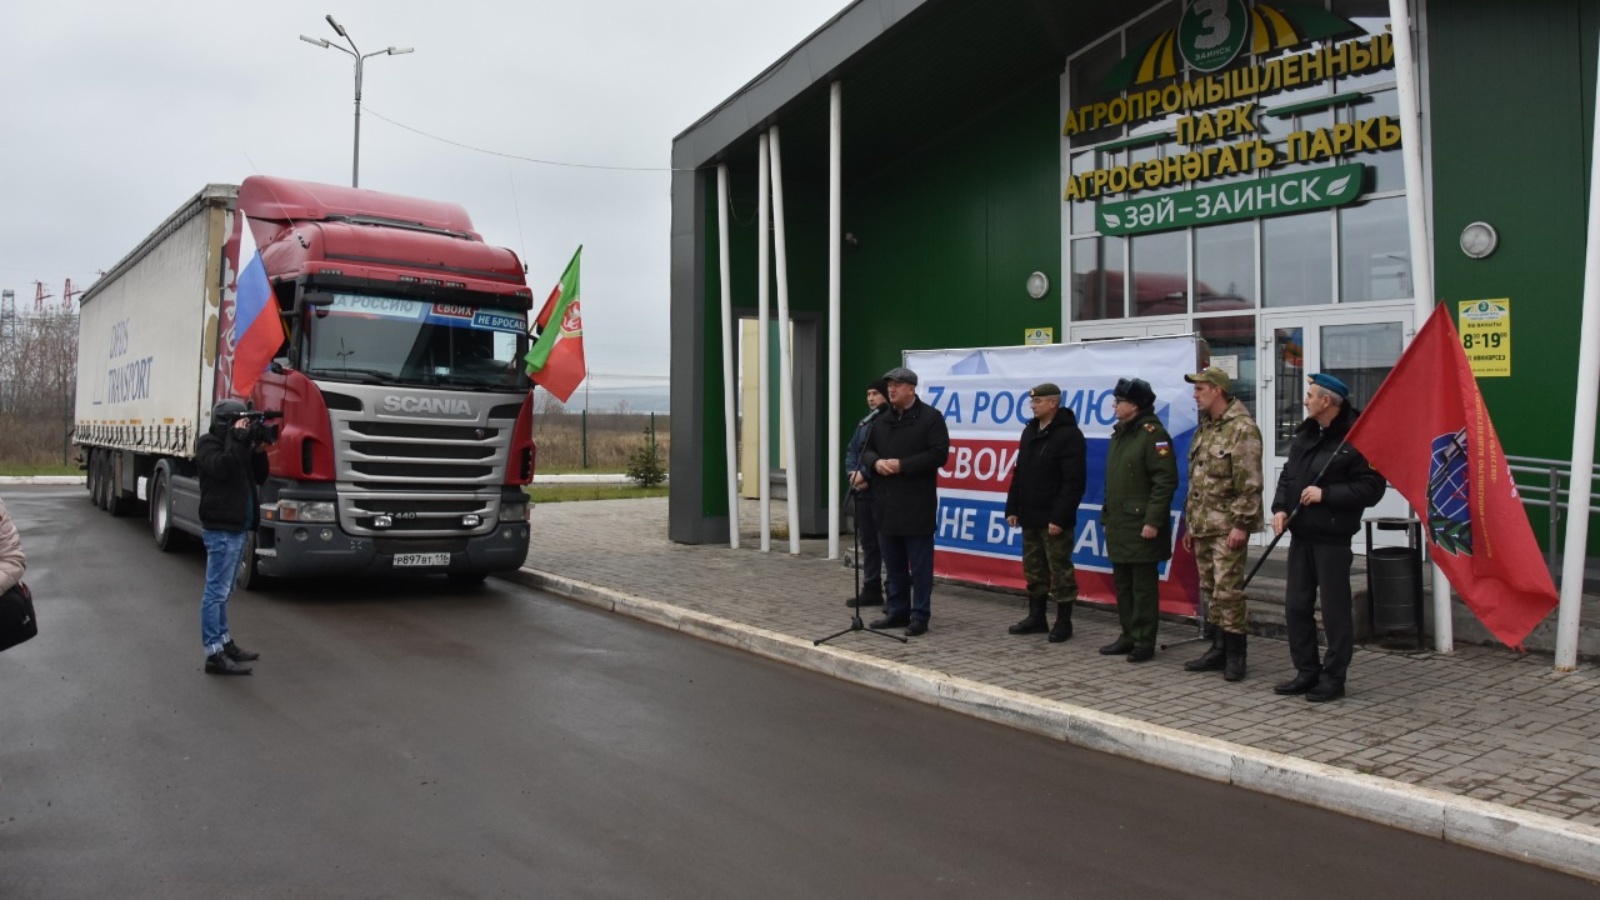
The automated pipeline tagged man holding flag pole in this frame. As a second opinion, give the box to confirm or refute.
[526,246,586,403]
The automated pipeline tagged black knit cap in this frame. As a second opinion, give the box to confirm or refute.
[867,378,888,396]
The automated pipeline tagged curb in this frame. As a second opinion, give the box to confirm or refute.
[0,476,85,485]
[506,565,1600,883]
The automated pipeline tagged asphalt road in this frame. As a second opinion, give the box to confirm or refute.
[0,484,1593,898]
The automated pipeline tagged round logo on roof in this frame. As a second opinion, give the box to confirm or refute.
[1178,0,1250,73]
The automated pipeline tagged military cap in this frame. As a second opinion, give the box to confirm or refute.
[1029,382,1061,398]
[882,366,919,386]
[1308,372,1350,399]
[1184,366,1231,392]
[1113,377,1156,408]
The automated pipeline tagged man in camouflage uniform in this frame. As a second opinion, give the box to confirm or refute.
[1180,366,1264,682]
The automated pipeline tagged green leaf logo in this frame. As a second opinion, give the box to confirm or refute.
[1104,212,1123,229]
[1328,174,1352,196]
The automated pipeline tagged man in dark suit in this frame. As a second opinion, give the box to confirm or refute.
[862,366,950,638]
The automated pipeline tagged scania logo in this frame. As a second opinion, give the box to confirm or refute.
[382,396,474,416]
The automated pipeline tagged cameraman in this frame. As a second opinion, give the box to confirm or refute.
[195,399,269,675]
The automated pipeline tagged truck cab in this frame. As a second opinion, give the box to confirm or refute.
[235,177,537,585]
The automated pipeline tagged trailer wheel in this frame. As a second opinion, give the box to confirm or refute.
[93,452,112,511]
[105,455,131,518]
[87,450,102,507]
[150,472,184,551]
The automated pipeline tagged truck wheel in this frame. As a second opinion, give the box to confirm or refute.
[150,472,184,551]
[235,530,273,592]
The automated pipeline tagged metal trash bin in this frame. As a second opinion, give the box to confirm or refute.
[1364,517,1425,648]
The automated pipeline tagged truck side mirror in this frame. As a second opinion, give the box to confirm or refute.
[303,291,336,308]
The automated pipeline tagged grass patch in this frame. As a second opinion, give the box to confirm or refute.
[527,484,669,503]
[0,463,81,477]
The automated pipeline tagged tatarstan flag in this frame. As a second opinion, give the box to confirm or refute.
[525,246,585,403]
[1346,303,1557,648]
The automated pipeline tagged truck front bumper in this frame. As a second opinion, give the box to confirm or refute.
[255,520,532,578]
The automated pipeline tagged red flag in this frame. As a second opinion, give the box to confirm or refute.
[524,246,585,403]
[1346,304,1557,648]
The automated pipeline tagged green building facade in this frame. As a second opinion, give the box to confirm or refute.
[669,0,1600,563]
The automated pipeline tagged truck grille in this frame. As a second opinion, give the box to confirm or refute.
[322,385,524,538]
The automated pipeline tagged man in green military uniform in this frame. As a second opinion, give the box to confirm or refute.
[1099,377,1179,663]
[1004,382,1087,641]
[1180,366,1264,681]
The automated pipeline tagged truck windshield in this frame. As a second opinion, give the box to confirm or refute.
[304,294,531,391]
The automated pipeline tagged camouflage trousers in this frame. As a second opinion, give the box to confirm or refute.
[1193,533,1249,633]
[1021,527,1077,605]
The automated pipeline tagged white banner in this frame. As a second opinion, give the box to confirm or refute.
[907,336,1202,615]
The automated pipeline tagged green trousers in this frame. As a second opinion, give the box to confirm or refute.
[1112,562,1160,648]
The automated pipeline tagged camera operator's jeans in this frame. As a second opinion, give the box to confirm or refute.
[201,529,247,656]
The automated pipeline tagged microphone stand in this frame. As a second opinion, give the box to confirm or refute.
[816,485,906,646]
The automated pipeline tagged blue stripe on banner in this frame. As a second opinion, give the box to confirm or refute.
[935,494,1175,577]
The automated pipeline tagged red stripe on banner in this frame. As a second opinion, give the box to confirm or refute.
[934,546,1200,616]
[938,439,1019,493]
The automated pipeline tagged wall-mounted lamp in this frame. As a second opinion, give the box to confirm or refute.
[1026,271,1050,300]
[1460,221,1498,259]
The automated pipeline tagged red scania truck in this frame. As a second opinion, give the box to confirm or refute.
[74,176,537,587]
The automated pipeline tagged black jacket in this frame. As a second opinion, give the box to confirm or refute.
[860,397,950,536]
[1004,409,1087,530]
[1271,404,1386,542]
[196,423,270,532]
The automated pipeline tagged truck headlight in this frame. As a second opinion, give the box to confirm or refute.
[279,499,337,523]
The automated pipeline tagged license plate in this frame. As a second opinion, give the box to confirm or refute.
[393,552,451,568]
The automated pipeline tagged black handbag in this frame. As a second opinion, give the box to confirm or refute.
[0,581,37,652]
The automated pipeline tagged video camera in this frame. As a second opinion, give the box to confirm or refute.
[238,409,284,444]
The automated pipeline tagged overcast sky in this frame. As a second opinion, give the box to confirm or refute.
[0,0,849,393]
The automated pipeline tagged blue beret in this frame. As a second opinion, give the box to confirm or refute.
[1308,373,1350,399]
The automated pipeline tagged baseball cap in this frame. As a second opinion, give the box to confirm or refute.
[1184,366,1231,392]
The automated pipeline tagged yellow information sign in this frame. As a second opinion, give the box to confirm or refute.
[1458,299,1510,377]
[1024,327,1054,346]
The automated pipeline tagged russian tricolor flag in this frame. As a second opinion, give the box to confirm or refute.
[231,211,284,398]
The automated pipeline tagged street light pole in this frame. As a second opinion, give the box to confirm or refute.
[299,15,413,188]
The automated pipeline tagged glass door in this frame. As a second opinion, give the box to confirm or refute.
[1260,308,1413,550]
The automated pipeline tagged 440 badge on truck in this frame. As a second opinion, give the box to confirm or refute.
[1097,162,1364,236]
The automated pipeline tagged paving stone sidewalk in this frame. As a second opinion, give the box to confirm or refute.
[521,497,1600,831]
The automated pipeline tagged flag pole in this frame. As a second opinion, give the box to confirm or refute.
[770,124,801,555]
[1387,0,1450,652]
[827,81,843,561]
[1554,30,1600,671]
[717,165,740,549]
[757,132,772,553]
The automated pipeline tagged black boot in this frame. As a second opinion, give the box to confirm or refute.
[1183,630,1226,672]
[1047,601,1073,643]
[205,652,252,676]
[224,640,260,662]
[1222,632,1247,682]
[1009,597,1049,635]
